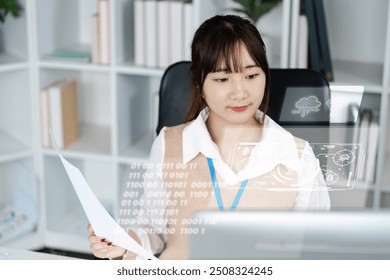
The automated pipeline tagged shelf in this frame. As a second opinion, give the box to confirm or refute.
[116,64,164,77]
[4,231,44,251]
[0,63,29,74]
[1,0,389,254]
[332,60,384,93]
[119,130,155,159]
[39,61,111,73]
[59,123,111,155]
[48,205,89,235]
[0,130,31,163]
[42,124,111,156]
[45,200,113,254]
[0,54,27,72]
[45,231,90,254]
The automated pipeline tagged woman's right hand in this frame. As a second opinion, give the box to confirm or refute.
[87,224,126,259]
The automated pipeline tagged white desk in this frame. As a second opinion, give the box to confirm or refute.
[0,246,78,260]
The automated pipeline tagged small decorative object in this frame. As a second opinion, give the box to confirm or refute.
[0,0,23,23]
[231,0,282,23]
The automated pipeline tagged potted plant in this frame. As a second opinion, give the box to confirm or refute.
[232,0,282,65]
[0,0,23,23]
[231,0,282,24]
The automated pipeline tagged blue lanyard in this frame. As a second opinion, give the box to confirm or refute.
[206,157,248,211]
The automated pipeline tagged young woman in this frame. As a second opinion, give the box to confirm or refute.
[88,14,330,260]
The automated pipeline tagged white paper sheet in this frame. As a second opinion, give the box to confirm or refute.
[50,132,157,260]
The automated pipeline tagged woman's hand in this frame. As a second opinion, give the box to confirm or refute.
[87,224,126,259]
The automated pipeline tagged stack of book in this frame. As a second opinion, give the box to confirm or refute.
[40,79,80,148]
[302,0,333,81]
[134,0,193,68]
[91,0,111,64]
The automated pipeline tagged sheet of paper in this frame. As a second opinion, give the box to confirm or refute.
[50,132,157,260]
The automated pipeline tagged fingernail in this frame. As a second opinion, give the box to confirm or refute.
[101,238,106,242]
[107,242,112,246]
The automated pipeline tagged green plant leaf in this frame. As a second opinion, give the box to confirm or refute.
[232,0,281,23]
[0,0,23,23]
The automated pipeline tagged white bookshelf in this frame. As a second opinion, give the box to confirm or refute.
[323,0,390,209]
[1,0,389,254]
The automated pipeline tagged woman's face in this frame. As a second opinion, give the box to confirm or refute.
[202,45,266,127]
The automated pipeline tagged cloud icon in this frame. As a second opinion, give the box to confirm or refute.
[296,96,321,108]
[292,96,321,118]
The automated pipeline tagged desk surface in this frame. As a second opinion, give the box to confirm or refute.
[0,246,78,260]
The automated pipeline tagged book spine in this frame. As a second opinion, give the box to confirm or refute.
[289,0,300,68]
[365,114,379,183]
[297,14,309,69]
[356,110,372,182]
[145,0,157,68]
[183,2,193,61]
[91,13,100,64]
[98,0,110,64]
[168,1,183,65]
[313,0,333,81]
[40,89,51,147]
[134,0,145,66]
[302,0,321,73]
[49,84,64,148]
[60,80,80,147]
[157,0,169,68]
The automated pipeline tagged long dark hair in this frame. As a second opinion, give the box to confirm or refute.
[185,14,270,122]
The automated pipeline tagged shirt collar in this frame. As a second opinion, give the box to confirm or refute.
[182,107,220,163]
[182,107,301,173]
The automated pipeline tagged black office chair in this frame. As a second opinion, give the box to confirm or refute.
[156,61,331,142]
[156,61,192,135]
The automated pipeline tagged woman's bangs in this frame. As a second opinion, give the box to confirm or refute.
[211,40,259,73]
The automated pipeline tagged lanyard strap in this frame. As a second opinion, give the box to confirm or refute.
[206,157,248,211]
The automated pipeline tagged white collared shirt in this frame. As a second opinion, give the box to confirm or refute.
[132,108,330,258]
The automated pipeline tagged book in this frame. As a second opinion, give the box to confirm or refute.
[40,88,51,147]
[313,0,333,81]
[98,0,111,64]
[48,79,80,148]
[356,109,372,182]
[183,1,193,61]
[302,0,321,73]
[365,115,379,183]
[157,0,170,68]
[134,0,145,66]
[40,79,68,147]
[41,46,91,63]
[297,14,309,68]
[288,0,301,68]
[91,12,100,64]
[168,0,184,65]
[144,0,157,67]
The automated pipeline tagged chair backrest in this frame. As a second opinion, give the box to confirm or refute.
[156,61,192,135]
[156,61,331,141]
